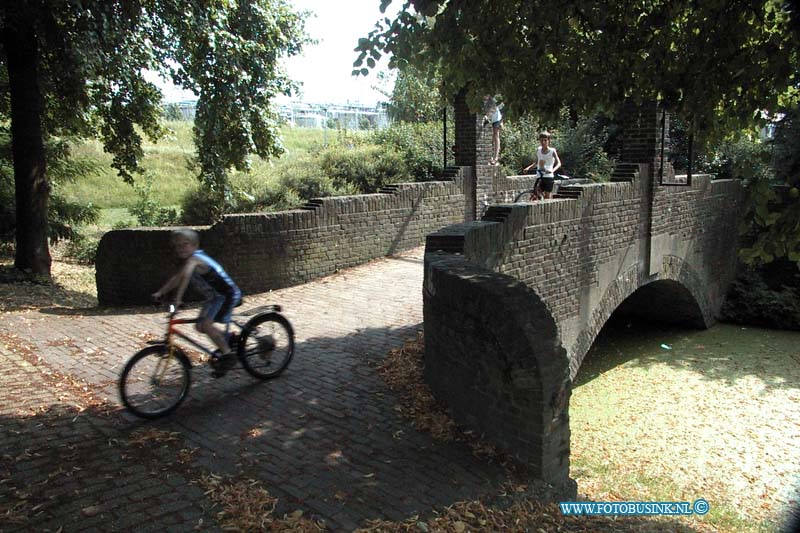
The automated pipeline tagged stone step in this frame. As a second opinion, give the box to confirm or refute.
[301,199,324,210]
[555,191,582,199]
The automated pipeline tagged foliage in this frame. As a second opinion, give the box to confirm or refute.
[276,165,349,200]
[358,116,373,130]
[1,0,308,274]
[179,187,220,226]
[357,1,799,144]
[129,175,179,227]
[548,109,614,181]
[180,143,380,225]
[725,107,800,269]
[771,107,800,186]
[379,65,444,123]
[700,135,773,181]
[235,159,342,214]
[318,145,410,193]
[670,118,773,180]
[64,235,100,265]
[721,260,800,330]
[739,180,800,266]
[239,181,304,213]
[47,195,100,243]
[369,121,447,180]
[499,114,545,174]
[162,104,184,122]
[500,110,614,180]
[0,127,100,244]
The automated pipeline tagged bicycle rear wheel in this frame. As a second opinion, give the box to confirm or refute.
[238,313,294,380]
[119,345,191,419]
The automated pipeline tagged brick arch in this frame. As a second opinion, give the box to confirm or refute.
[570,255,711,378]
[423,252,575,496]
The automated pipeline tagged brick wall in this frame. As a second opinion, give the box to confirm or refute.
[96,175,472,305]
[424,251,575,496]
[454,89,494,167]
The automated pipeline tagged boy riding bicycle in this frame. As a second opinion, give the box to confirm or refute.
[523,130,562,199]
[152,229,242,376]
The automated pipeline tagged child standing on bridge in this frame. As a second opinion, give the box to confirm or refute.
[152,229,242,376]
[523,130,561,199]
[483,95,504,166]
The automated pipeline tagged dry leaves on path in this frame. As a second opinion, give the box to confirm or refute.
[0,256,97,313]
[379,333,500,459]
[196,474,324,532]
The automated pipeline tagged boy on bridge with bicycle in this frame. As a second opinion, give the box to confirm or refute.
[523,130,562,199]
[152,229,242,376]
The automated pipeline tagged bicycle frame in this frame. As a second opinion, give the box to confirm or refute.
[153,304,281,360]
[147,305,236,356]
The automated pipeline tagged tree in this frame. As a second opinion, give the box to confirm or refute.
[380,65,443,123]
[163,103,185,122]
[356,0,799,141]
[357,0,800,267]
[1,0,307,276]
[739,108,800,268]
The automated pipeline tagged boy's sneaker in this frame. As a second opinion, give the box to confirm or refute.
[227,332,239,349]
[210,351,236,378]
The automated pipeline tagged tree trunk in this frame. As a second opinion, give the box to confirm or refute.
[3,17,51,276]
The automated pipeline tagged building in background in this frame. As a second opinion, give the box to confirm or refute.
[163,99,389,130]
[278,101,390,130]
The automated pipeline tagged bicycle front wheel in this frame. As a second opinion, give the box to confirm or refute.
[119,345,191,419]
[238,313,295,380]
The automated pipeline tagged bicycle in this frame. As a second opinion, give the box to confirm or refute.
[514,168,574,202]
[119,303,295,419]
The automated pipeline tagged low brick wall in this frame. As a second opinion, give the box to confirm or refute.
[96,175,470,306]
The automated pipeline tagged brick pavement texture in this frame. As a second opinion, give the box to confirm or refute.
[0,248,513,532]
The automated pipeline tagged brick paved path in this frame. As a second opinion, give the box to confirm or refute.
[0,248,511,531]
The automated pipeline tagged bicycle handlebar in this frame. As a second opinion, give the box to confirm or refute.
[523,168,571,180]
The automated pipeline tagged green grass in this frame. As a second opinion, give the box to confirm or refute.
[61,121,329,210]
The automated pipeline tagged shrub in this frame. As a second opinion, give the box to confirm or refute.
[552,110,615,181]
[180,186,218,225]
[234,166,310,212]
[318,144,411,193]
[278,170,351,200]
[701,135,771,181]
[499,114,542,175]
[130,175,180,227]
[369,121,446,181]
[49,196,100,242]
[721,260,800,330]
[64,234,100,264]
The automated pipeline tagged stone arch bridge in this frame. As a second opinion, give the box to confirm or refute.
[422,98,742,497]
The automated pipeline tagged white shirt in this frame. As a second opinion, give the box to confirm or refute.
[537,146,559,177]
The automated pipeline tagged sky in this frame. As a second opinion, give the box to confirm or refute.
[157,0,397,106]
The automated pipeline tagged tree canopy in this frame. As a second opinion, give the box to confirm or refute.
[356,0,799,139]
[1,0,307,275]
[379,65,444,122]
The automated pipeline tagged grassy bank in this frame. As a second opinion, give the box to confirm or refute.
[62,121,329,210]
